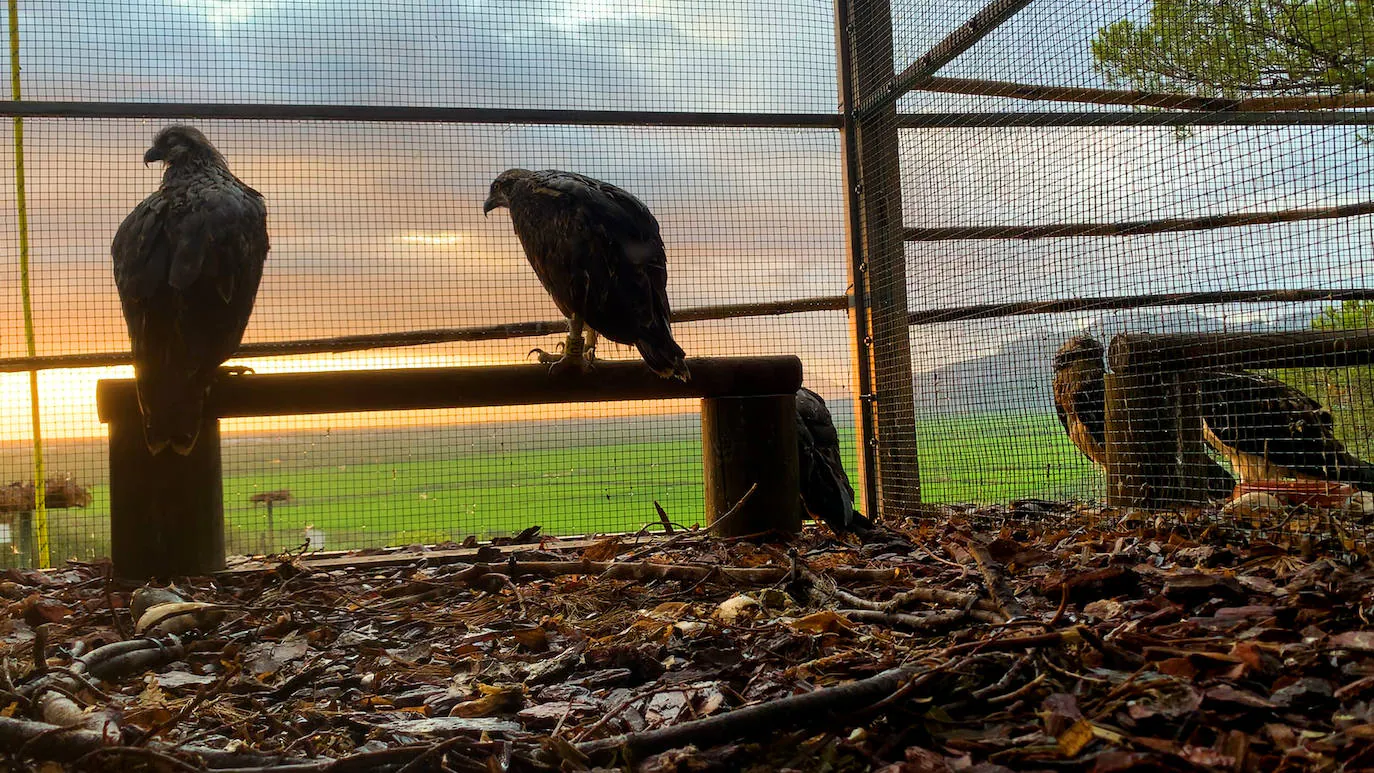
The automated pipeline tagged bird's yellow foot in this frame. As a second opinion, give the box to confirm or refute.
[218,365,255,377]
[528,347,565,364]
[546,352,596,376]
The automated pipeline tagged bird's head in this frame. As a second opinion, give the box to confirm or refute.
[483,168,533,216]
[143,125,224,168]
[1053,335,1105,371]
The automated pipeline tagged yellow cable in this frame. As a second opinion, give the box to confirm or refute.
[8,0,47,568]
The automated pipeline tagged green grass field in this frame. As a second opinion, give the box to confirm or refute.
[5,409,1101,564]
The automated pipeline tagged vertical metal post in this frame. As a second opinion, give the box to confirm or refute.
[7,0,46,567]
[833,0,879,519]
[839,0,922,516]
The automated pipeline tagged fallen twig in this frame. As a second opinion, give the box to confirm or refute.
[960,537,1027,620]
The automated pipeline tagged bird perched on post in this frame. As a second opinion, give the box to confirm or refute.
[1053,335,1235,500]
[1196,369,1374,491]
[111,125,268,455]
[795,387,872,535]
[483,169,689,381]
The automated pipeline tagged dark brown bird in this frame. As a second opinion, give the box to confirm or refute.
[1197,369,1374,491]
[112,125,268,455]
[483,169,689,381]
[795,387,871,534]
[1053,335,1235,500]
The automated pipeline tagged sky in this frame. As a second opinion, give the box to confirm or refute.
[0,0,1370,441]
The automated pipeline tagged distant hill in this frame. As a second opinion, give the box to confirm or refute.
[912,304,1319,415]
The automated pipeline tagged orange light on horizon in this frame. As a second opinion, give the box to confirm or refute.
[1,348,699,443]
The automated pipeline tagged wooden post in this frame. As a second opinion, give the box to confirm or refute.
[108,412,225,580]
[701,395,801,538]
[1104,346,1214,509]
[848,0,922,516]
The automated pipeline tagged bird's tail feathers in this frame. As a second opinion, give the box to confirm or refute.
[136,373,208,457]
[637,336,690,382]
[1336,457,1374,492]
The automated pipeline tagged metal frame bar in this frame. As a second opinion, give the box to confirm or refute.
[919,76,1374,112]
[833,0,881,524]
[908,289,1374,326]
[0,295,851,373]
[905,201,1374,241]
[896,111,1374,129]
[858,0,1036,117]
[0,101,842,129]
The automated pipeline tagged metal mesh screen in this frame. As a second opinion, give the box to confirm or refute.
[1,1,857,565]
[848,0,1374,528]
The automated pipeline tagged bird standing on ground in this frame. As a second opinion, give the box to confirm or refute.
[483,169,689,381]
[1052,335,1235,500]
[795,387,872,535]
[1197,369,1374,491]
[112,125,268,455]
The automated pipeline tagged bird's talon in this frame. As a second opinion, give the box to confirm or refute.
[219,365,255,378]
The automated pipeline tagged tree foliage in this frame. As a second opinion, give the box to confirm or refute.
[1092,0,1374,96]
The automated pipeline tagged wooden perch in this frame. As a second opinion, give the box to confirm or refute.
[905,200,1374,242]
[919,76,1374,113]
[1108,330,1374,371]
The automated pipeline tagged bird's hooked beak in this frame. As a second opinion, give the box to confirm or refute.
[143,146,165,167]
[482,196,499,217]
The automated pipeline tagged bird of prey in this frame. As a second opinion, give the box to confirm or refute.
[795,387,872,534]
[1053,335,1235,500]
[483,169,689,381]
[112,125,268,455]
[1196,369,1374,491]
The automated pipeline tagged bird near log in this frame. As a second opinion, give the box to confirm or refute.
[1053,335,1235,500]
[795,387,872,535]
[1196,369,1374,491]
[111,125,268,455]
[483,169,689,381]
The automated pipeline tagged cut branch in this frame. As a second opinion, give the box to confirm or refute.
[960,539,1026,620]
[904,200,1374,242]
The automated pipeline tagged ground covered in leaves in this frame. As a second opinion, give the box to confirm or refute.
[0,503,1372,772]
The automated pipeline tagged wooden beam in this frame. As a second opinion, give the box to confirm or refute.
[851,0,923,514]
[108,415,225,579]
[97,356,804,422]
[905,200,1374,242]
[701,395,801,537]
[1109,331,1374,371]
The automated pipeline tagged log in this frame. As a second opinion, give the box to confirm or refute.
[1110,331,1374,370]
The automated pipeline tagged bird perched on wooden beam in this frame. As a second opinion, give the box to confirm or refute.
[1053,335,1235,500]
[1197,369,1374,491]
[795,387,873,535]
[112,125,268,455]
[483,169,689,381]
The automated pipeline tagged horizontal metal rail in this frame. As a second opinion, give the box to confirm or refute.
[896,111,1374,128]
[858,0,1035,117]
[0,295,851,373]
[908,289,1374,326]
[919,77,1374,112]
[0,101,843,129]
[905,201,1374,241]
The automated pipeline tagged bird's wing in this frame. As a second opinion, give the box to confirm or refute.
[796,388,858,531]
[112,193,173,303]
[1052,365,1106,465]
[1196,370,1355,479]
[166,179,269,302]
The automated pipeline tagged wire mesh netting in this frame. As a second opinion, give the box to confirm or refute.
[864,0,1374,524]
[1,1,856,566]
[3,0,1374,569]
